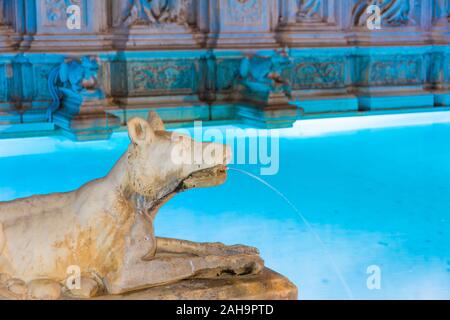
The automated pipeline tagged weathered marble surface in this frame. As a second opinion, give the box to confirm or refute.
[95,268,297,300]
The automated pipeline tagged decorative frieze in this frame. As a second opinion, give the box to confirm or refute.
[128,59,198,95]
[291,58,345,90]
[354,55,423,86]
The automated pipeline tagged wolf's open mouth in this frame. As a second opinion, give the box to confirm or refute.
[181,165,227,189]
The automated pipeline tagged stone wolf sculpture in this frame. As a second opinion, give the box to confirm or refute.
[0,112,263,299]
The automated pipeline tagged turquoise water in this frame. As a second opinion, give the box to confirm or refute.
[1,113,450,299]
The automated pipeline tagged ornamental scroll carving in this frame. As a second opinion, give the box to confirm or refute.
[352,0,415,27]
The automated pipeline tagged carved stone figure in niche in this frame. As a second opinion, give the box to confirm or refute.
[47,56,101,120]
[296,0,323,22]
[118,0,188,27]
[238,48,292,96]
[353,0,414,27]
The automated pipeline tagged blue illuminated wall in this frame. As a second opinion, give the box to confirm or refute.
[0,0,449,140]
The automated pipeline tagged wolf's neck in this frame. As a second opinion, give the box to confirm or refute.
[103,148,182,217]
[106,152,130,194]
[103,150,157,215]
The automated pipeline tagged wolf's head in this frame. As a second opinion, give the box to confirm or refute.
[126,112,231,199]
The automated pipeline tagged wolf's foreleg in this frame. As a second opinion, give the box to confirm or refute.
[156,237,260,256]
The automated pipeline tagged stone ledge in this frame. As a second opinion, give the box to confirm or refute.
[95,268,298,300]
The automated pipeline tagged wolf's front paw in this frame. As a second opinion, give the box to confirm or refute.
[65,276,101,299]
[27,279,62,300]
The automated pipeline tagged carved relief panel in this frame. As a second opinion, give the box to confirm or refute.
[354,55,423,86]
[36,0,88,33]
[291,57,346,90]
[279,0,340,26]
[112,0,194,28]
[125,59,200,96]
[214,0,275,32]
[351,0,421,28]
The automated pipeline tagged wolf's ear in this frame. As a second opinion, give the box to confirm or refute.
[128,117,154,145]
[147,111,165,131]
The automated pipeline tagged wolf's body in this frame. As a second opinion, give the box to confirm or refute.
[0,112,263,299]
